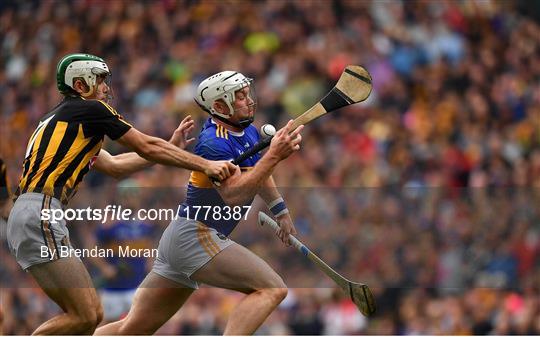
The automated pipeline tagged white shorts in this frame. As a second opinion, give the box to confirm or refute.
[151,217,234,289]
[100,288,136,321]
[7,193,74,270]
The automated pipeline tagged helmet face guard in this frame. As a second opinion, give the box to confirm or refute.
[219,77,256,117]
[239,85,257,128]
[91,67,114,103]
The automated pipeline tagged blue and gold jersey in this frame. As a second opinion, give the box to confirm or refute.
[179,118,261,235]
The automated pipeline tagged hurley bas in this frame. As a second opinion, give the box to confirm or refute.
[40,245,159,261]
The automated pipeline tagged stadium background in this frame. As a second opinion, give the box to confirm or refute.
[1,0,539,334]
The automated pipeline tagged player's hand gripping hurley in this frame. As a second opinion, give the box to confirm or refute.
[234,65,372,165]
[258,212,376,317]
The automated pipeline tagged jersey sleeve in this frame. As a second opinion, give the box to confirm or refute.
[85,100,132,140]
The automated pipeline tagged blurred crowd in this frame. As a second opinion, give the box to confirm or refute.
[1,0,539,335]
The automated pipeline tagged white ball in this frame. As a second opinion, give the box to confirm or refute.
[261,124,276,137]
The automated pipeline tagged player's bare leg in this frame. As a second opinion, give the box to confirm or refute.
[94,272,194,335]
[191,243,288,335]
[96,243,286,336]
[28,257,103,335]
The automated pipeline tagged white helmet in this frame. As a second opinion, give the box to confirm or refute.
[195,71,255,120]
[64,60,110,94]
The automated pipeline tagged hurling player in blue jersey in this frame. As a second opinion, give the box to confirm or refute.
[90,179,156,323]
[96,71,303,335]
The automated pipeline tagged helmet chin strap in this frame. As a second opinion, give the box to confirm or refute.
[80,84,95,98]
[79,85,113,103]
[212,103,256,129]
[238,116,254,129]
[213,114,254,129]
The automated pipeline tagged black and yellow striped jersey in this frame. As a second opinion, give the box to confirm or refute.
[15,96,132,204]
[0,158,10,201]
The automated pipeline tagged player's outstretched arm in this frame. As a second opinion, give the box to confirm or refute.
[216,120,303,205]
[117,128,235,181]
[93,116,196,179]
[93,149,151,179]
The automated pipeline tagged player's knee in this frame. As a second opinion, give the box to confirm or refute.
[269,276,287,303]
[258,287,288,307]
[259,274,287,304]
[273,287,288,303]
[74,302,103,333]
[70,312,99,333]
